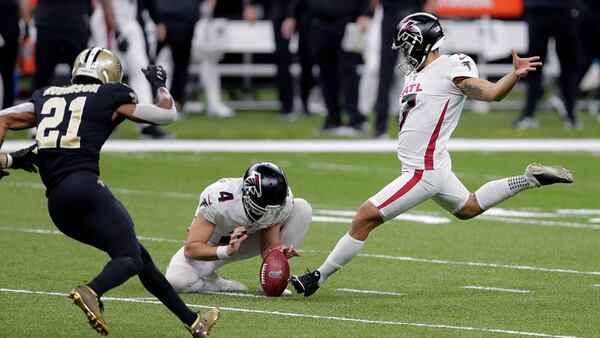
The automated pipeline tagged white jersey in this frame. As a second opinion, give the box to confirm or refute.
[111,0,138,25]
[397,54,478,170]
[195,178,294,246]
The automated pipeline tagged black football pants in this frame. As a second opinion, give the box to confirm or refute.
[47,171,196,326]
[520,7,581,121]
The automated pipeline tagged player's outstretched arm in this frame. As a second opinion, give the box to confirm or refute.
[0,103,36,148]
[454,49,542,102]
[184,214,249,261]
[115,66,177,125]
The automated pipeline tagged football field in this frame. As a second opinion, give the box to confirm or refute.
[1,147,599,337]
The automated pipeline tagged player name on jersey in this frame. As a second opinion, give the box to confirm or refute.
[43,84,100,96]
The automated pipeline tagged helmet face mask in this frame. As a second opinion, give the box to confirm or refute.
[241,162,289,223]
[392,13,445,75]
[72,47,123,84]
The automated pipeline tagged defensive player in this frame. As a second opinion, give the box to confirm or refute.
[0,47,218,337]
[290,13,574,297]
[165,162,311,293]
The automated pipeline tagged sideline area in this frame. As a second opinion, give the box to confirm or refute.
[3,139,600,153]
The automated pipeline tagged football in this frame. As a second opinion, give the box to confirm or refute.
[259,249,290,297]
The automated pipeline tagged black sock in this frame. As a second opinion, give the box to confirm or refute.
[137,246,197,326]
[88,256,142,297]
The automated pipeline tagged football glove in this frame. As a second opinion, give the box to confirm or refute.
[142,65,167,93]
[8,144,38,173]
[115,29,129,53]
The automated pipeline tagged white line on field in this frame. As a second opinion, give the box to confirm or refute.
[478,215,600,230]
[336,288,405,296]
[3,226,599,277]
[3,139,600,152]
[0,288,577,337]
[301,249,600,276]
[461,286,532,294]
[557,209,600,216]
[592,284,600,287]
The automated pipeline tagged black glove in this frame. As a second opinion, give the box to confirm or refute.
[115,29,129,53]
[9,144,38,173]
[142,65,167,93]
[0,169,9,180]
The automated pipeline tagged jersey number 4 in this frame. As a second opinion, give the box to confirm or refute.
[37,96,87,149]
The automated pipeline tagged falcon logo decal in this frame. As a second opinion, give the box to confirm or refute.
[461,61,472,71]
[398,20,423,44]
[243,171,262,197]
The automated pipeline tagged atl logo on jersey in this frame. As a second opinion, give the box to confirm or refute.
[402,83,423,96]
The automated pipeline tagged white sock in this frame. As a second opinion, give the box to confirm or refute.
[475,175,536,210]
[317,233,365,284]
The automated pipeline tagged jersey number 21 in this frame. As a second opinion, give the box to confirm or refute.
[37,97,87,149]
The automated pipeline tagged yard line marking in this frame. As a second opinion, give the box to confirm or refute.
[316,209,451,224]
[592,284,600,287]
[0,288,577,338]
[461,286,532,294]
[3,139,600,152]
[336,288,405,296]
[483,208,559,218]
[302,249,600,276]
[479,215,600,230]
[3,226,600,277]
[557,209,600,216]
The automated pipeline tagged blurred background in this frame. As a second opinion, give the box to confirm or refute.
[2,0,599,139]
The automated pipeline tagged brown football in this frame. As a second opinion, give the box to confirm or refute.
[259,249,290,297]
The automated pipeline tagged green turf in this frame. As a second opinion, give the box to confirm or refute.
[6,109,600,140]
[1,151,599,337]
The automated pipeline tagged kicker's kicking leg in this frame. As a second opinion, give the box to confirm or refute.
[455,163,573,220]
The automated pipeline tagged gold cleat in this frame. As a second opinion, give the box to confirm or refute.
[186,308,220,338]
[69,285,108,336]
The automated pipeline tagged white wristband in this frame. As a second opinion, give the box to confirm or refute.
[216,246,230,259]
[4,154,13,169]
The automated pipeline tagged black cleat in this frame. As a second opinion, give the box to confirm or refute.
[69,285,108,336]
[289,270,321,297]
[186,308,220,338]
[140,125,175,139]
[524,163,574,187]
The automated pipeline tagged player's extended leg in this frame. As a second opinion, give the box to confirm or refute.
[291,169,436,296]
[455,163,573,219]
[136,244,220,336]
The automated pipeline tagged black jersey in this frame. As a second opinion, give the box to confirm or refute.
[31,83,138,189]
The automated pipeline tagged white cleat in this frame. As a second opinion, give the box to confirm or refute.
[524,163,574,187]
[204,272,248,292]
[281,288,293,296]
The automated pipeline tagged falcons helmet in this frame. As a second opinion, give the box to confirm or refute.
[242,162,289,222]
[392,12,445,75]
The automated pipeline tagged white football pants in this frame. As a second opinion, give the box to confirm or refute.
[165,198,312,293]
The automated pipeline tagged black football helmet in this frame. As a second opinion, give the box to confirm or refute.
[392,12,445,75]
[242,162,289,222]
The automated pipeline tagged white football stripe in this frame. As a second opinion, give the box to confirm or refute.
[0,288,576,338]
[461,286,532,294]
[336,288,405,296]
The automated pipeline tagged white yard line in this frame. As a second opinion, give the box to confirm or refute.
[0,288,577,337]
[461,286,532,294]
[557,209,600,216]
[479,215,600,230]
[3,139,600,153]
[2,226,599,277]
[336,288,405,296]
[592,284,600,287]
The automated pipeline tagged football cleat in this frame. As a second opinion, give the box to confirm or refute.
[289,269,321,297]
[524,163,574,187]
[186,308,220,338]
[69,285,108,336]
[204,272,248,292]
